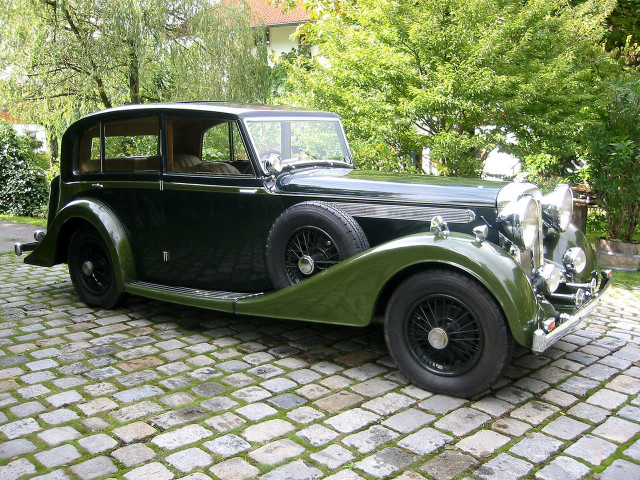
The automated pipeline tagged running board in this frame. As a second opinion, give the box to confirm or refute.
[125,281,264,313]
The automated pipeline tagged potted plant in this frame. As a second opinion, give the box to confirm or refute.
[587,77,640,271]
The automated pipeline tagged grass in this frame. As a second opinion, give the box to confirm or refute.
[0,214,47,227]
[585,226,640,289]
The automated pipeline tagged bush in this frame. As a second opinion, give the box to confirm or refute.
[0,121,49,216]
[586,77,640,243]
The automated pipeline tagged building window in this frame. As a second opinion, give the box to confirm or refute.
[255,27,270,46]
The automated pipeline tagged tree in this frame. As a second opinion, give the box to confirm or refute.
[605,0,640,64]
[586,77,640,242]
[276,0,616,175]
[0,0,270,159]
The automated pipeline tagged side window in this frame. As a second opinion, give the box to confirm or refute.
[169,116,253,176]
[104,117,160,172]
[78,125,101,173]
[76,117,160,173]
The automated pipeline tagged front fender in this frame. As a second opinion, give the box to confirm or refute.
[236,232,538,346]
[545,224,598,282]
[24,198,136,291]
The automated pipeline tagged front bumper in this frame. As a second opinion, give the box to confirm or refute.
[531,270,612,353]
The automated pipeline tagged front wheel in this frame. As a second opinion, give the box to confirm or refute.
[68,225,126,309]
[385,270,513,398]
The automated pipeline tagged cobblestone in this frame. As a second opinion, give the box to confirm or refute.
[2,255,640,479]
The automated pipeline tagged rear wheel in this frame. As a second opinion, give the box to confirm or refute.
[68,225,125,309]
[385,270,512,397]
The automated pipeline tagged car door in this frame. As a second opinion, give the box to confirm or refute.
[74,115,168,284]
[162,114,275,292]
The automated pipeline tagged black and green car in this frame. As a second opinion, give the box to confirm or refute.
[15,102,611,397]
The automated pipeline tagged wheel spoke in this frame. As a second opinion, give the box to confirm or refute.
[285,227,342,284]
[406,294,483,376]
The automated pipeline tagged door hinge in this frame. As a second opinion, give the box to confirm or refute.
[163,251,170,262]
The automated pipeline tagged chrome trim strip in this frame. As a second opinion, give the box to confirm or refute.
[329,202,475,224]
[127,281,261,300]
[531,276,612,353]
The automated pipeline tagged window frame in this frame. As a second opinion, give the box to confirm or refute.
[166,114,256,178]
[74,115,162,175]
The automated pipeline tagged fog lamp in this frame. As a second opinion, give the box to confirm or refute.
[537,263,562,295]
[563,247,587,274]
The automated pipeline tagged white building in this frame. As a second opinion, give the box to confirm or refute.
[0,110,48,153]
[246,0,312,62]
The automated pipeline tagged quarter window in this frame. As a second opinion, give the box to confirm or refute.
[78,125,100,173]
[77,116,160,173]
[104,117,160,172]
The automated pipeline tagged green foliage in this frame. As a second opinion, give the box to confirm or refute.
[605,0,640,65]
[276,0,616,176]
[0,121,49,217]
[428,132,487,177]
[0,0,270,146]
[520,153,584,192]
[585,76,640,242]
[350,136,420,173]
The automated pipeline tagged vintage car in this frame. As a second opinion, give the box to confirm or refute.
[15,102,611,397]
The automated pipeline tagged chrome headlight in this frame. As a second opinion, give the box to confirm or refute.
[542,184,573,231]
[563,247,587,274]
[499,195,540,250]
[536,263,563,294]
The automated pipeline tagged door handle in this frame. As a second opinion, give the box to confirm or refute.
[92,183,104,188]
[239,188,258,194]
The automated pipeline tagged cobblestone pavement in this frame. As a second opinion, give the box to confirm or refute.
[1,253,639,480]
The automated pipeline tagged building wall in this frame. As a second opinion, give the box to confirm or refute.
[266,24,317,64]
[12,124,48,154]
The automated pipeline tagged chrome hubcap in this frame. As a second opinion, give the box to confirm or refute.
[81,260,94,276]
[298,255,315,275]
[428,327,449,350]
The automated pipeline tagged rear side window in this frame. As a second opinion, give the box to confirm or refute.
[77,116,160,173]
[78,125,100,173]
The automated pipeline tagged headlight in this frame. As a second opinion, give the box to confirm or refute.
[542,184,573,231]
[563,247,587,274]
[499,195,539,250]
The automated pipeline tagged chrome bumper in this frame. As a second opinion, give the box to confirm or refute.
[14,230,45,256]
[532,271,612,353]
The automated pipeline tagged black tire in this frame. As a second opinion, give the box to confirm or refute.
[68,225,126,309]
[266,201,369,289]
[385,270,513,398]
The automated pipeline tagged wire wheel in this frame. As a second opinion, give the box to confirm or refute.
[284,226,341,284]
[75,237,113,296]
[406,294,483,376]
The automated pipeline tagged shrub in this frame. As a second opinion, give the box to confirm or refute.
[586,77,640,243]
[0,121,49,216]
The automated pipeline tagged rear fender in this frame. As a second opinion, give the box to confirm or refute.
[236,232,538,346]
[24,198,135,291]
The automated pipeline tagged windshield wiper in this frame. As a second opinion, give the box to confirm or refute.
[280,158,352,171]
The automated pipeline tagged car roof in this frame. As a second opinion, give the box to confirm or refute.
[79,102,341,121]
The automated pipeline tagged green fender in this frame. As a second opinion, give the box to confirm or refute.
[24,198,136,291]
[236,232,539,347]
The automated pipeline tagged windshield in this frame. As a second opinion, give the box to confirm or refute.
[244,118,352,172]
